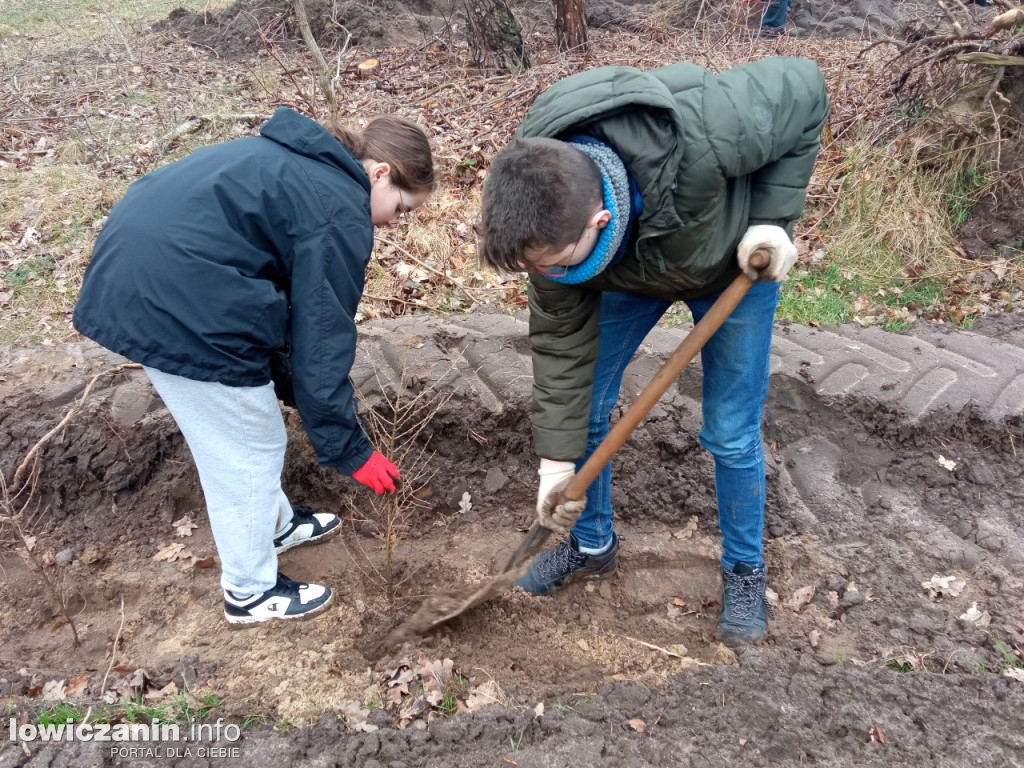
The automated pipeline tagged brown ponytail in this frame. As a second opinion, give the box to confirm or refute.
[327,115,434,194]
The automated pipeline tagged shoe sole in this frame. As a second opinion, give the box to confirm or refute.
[567,560,618,586]
[714,625,768,647]
[274,521,342,555]
[224,590,335,627]
[527,560,618,596]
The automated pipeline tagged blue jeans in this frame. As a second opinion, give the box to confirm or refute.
[761,0,791,30]
[570,282,779,571]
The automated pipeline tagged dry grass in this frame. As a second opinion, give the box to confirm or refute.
[1,0,1023,345]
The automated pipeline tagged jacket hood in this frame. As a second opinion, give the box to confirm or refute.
[515,66,683,141]
[260,107,370,193]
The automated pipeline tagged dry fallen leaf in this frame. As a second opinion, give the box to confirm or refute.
[42,680,67,702]
[153,542,191,562]
[144,681,179,702]
[671,517,699,539]
[337,700,378,732]
[958,602,991,627]
[463,679,501,713]
[64,673,89,698]
[111,668,148,701]
[870,724,886,743]
[922,574,965,599]
[628,718,646,733]
[172,517,198,537]
[786,585,816,611]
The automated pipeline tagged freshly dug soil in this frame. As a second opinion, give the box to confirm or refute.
[1,309,1023,767]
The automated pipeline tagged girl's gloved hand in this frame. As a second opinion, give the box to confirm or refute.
[352,450,401,494]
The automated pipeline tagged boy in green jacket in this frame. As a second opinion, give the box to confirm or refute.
[477,56,829,644]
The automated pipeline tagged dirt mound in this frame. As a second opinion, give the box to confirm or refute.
[152,0,452,57]
[150,0,971,58]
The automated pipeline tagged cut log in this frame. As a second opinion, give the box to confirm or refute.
[357,58,380,78]
[987,7,1024,35]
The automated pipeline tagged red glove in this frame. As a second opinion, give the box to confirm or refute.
[351,450,400,494]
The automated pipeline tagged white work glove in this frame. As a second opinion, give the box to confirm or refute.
[737,224,798,282]
[536,458,586,535]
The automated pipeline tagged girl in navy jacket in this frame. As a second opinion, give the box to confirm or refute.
[74,107,434,624]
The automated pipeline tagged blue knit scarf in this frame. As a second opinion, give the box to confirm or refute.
[544,137,640,285]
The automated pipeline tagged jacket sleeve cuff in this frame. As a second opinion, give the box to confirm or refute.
[325,444,374,476]
[748,218,795,238]
[533,424,587,462]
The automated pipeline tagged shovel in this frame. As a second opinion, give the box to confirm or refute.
[388,251,770,644]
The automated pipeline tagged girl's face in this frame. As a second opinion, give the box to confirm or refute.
[364,161,430,226]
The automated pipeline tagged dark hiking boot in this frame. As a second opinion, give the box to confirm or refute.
[224,573,333,625]
[274,506,341,554]
[514,532,620,596]
[716,562,772,645]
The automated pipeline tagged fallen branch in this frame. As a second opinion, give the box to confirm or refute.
[99,595,126,699]
[13,362,142,489]
[956,52,1024,65]
[0,473,80,646]
[615,633,696,661]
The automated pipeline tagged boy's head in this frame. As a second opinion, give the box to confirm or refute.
[478,138,608,275]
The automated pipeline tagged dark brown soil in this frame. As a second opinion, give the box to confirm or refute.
[2,307,1024,765]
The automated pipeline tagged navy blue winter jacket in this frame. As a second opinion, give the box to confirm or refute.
[73,107,374,474]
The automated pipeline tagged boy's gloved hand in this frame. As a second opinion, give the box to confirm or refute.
[352,450,401,494]
[536,459,586,534]
[737,225,798,282]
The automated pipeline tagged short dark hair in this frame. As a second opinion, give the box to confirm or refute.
[477,137,602,273]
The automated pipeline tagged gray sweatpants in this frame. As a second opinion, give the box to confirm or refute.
[144,366,293,595]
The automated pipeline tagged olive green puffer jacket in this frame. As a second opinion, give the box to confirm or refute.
[516,56,830,460]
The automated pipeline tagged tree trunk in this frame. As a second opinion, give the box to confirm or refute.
[553,0,588,54]
[289,0,338,120]
[462,0,529,75]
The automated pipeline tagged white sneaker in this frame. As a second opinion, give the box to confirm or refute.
[224,573,333,625]
[274,506,341,554]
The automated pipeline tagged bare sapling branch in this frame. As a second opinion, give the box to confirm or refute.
[3,361,142,647]
[0,471,80,646]
[355,364,456,600]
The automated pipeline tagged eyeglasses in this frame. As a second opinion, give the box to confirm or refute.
[529,259,572,279]
[522,206,601,278]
